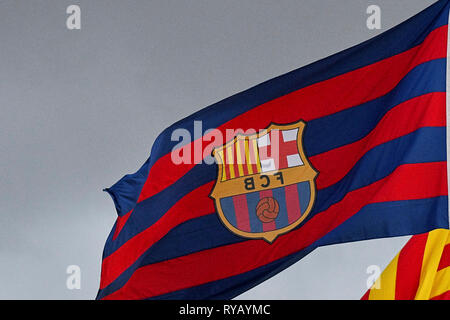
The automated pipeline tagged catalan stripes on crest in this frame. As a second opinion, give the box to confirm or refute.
[217,128,305,181]
[217,137,263,181]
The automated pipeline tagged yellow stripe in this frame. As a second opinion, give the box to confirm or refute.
[217,150,226,181]
[227,145,235,179]
[251,138,261,173]
[235,140,244,177]
[245,139,253,175]
[430,266,450,299]
[415,229,449,300]
[368,255,399,300]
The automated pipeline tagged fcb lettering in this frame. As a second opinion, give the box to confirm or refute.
[243,172,284,191]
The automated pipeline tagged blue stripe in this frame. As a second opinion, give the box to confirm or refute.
[97,213,241,299]
[246,192,263,233]
[104,1,449,217]
[298,181,311,215]
[97,127,447,299]
[305,58,446,156]
[103,158,150,217]
[318,197,449,246]
[310,127,446,218]
[219,197,237,228]
[143,196,449,300]
[103,59,446,256]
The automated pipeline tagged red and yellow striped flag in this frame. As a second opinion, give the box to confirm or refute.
[362,229,450,300]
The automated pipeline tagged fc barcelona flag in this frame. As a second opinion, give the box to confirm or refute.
[97,0,450,300]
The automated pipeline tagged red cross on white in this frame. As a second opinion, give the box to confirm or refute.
[257,128,303,172]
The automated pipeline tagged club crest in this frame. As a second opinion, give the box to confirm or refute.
[210,120,318,243]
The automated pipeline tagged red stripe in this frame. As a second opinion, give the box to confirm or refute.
[102,162,448,299]
[233,194,251,232]
[277,132,298,169]
[100,92,446,289]
[136,26,447,203]
[112,210,132,241]
[238,140,249,176]
[394,233,429,300]
[233,145,240,178]
[431,290,450,300]
[223,148,231,180]
[260,190,276,232]
[438,243,450,271]
[99,182,215,289]
[311,92,446,190]
[285,184,302,224]
[361,290,370,300]
[268,131,280,170]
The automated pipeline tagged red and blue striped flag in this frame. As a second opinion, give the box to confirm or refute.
[97,0,450,300]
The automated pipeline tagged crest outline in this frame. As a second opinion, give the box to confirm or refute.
[210,120,318,243]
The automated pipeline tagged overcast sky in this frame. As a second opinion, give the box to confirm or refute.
[0,0,437,299]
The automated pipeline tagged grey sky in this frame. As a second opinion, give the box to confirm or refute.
[0,0,437,299]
